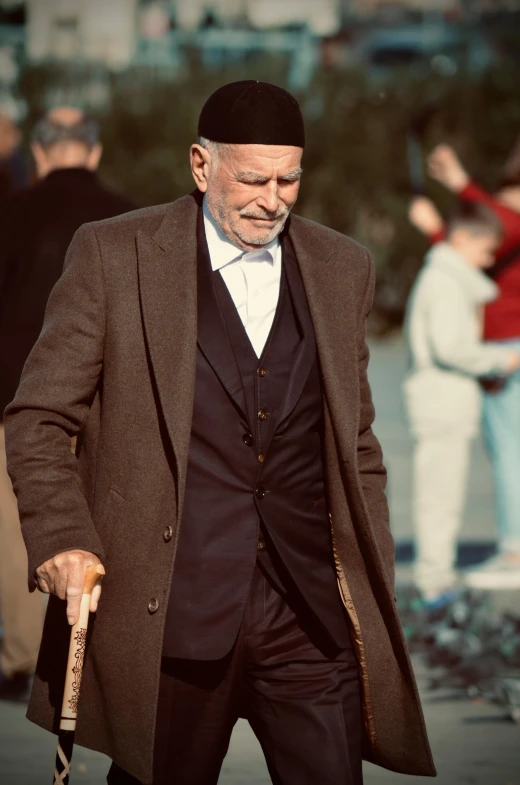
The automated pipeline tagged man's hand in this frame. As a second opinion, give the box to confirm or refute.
[408,196,444,236]
[428,144,470,193]
[35,549,103,625]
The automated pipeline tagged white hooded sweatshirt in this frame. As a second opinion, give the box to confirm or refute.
[404,242,512,438]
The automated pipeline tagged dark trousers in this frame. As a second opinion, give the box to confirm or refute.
[108,563,363,785]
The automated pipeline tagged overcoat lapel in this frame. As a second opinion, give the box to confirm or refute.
[137,196,198,516]
[288,216,359,456]
[276,232,317,429]
[136,203,360,515]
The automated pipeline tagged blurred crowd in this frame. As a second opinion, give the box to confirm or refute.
[0,105,519,703]
[0,108,135,701]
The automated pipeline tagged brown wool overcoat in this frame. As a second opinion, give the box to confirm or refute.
[4,193,436,783]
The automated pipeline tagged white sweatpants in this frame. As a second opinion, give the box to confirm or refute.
[412,430,472,599]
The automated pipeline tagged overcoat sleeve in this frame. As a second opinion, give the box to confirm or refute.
[4,223,105,589]
[356,251,395,593]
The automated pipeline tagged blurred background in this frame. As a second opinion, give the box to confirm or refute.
[1,2,520,784]
[0,0,519,331]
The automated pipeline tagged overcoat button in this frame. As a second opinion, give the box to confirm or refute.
[242,432,253,446]
[258,409,269,421]
[148,598,159,614]
[255,487,266,500]
[163,526,173,542]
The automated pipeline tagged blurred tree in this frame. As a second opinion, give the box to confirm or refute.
[18,60,520,333]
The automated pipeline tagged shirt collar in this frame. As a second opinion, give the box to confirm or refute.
[203,197,280,272]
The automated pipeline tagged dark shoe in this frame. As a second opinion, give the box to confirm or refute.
[0,670,32,703]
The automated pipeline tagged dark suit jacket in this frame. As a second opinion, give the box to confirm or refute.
[4,194,436,783]
[0,167,135,414]
[164,206,351,658]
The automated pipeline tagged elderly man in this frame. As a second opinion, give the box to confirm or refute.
[0,107,134,702]
[5,83,435,784]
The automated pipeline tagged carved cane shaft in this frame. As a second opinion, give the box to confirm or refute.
[59,593,90,732]
[53,564,104,785]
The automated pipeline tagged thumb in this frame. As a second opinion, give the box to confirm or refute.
[66,584,83,626]
[89,582,102,613]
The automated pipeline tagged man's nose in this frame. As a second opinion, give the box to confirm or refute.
[258,182,279,214]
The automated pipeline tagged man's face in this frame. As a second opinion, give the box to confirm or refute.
[203,144,303,250]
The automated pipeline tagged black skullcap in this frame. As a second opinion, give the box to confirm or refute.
[198,80,305,148]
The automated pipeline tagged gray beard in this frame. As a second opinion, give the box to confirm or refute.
[231,218,287,247]
[206,195,289,249]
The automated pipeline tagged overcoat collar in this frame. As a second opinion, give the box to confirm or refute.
[137,194,360,511]
[136,195,199,519]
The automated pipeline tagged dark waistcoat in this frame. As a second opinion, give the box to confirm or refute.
[163,211,350,659]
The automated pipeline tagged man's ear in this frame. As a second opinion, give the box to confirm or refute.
[190,144,212,193]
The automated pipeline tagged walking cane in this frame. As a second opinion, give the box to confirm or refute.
[53,563,105,785]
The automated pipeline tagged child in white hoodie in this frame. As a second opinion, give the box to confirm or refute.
[404,203,520,606]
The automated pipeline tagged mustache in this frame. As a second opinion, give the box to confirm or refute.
[239,208,288,221]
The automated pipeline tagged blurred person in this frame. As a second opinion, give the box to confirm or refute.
[0,113,28,197]
[404,203,520,607]
[0,107,135,702]
[410,140,520,590]
[4,82,435,784]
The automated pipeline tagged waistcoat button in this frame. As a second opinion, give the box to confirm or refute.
[242,432,253,446]
[257,454,265,464]
[258,409,269,421]
[163,526,173,542]
[257,367,267,377]
[257,539,265,550]
[255,487,266,500]
[148,598,159,614]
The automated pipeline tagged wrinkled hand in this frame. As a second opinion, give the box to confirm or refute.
[35,550,103,625]
[428,144,470,192]
[408,196,444,236]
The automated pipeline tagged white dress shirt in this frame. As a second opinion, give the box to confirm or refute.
[203,199,282,358]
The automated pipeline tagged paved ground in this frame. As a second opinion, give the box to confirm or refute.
[1,661,519,785]
[1,338,519,785]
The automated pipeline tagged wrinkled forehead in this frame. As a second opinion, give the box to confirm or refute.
[222,143,303,173]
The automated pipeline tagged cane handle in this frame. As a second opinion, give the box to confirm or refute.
[83,563,105,595]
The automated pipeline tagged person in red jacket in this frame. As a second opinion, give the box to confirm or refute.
[409,139,520,590]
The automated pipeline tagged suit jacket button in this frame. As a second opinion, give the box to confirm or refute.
[255,487,266,500]
[242,432,253,447]
[163,526,173,542]
[258,409,269,421]
[148,598,159,614]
